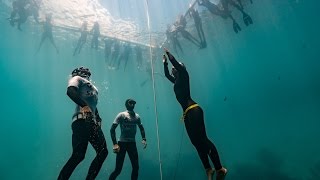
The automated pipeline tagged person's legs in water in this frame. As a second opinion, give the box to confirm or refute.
[48,34,59,54]
[229,0,253,26]
[91,36,97,49]
[193,143,215,179]
[195,22,206,48]
[228,14,241,33]
[78,40,85,54]
[109,142,127,180]
[86,123,108,180]
[127,142,139,180]
[180,30,201,48]
[123,56,130,71]
[16,8,29,31]
[73,39,81,56]
[184,106,227,179]
[36,33,48,54]
[58,120,90,180]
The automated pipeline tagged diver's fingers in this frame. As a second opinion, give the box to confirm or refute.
[162,54,167,60]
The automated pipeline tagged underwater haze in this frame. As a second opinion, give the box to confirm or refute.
[1,0,320,179]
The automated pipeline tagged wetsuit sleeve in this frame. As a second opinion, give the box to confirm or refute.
[67,86,87,107]
[166,51,186,72]
[110,123,118,145]
[110,113,122,145]
[164,61,175,83]
[137,117,146,141]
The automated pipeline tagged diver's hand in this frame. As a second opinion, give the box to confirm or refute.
[164,48,174,60]
[164,47,169,54]
[163,54,168,65]
[113,144,120,153]
[80,105,92,114]
[142,139,147,149]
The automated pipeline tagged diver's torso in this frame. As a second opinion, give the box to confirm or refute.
[118,111,141,142]
[174,70,195,110]
[68,76,98,117]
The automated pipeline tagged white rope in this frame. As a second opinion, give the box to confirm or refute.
[144,0,163,179]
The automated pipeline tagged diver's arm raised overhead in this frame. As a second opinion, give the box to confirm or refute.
[163,54,175,83]
[165,48,186,72]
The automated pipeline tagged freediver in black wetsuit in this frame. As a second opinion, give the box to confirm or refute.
[163,48,227,180]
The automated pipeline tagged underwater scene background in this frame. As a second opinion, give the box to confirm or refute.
[0,0,320,179]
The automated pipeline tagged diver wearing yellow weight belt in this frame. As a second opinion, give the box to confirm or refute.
[163,48,227,180]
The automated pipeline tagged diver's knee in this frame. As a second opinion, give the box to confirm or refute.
[113,167,123,174]
[71,152,86,163]
[99,148,108,160]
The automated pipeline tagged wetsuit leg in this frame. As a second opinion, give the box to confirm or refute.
[86,124,108,180]
[109,142,127,180]
[58,120,90,180]
[207,138,222,170]
[184,106,222,170]
[127,142,139,180]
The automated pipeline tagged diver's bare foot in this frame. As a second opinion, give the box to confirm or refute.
[206,168,215,180]
[216,167,227,180]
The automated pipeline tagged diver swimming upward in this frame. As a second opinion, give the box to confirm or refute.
[163,48,227,180]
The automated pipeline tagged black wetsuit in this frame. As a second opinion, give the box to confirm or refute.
[164,51,222,170]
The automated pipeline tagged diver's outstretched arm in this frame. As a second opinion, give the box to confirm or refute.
[163,55,175,83]
[165,49,185,72]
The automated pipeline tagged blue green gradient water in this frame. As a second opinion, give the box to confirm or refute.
[1,0,320,179]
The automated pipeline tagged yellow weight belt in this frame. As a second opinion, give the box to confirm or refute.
[181,104,199,121]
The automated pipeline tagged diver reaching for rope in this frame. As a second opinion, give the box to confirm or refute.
[163,48,227,180]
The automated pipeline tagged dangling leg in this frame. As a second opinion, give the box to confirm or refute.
[49,34,59,54]
[229,0,253,26]
[127,142,139,180]
[229,14,241,33]
[58,121,90,180]
[86,124,108,180]
[109,142,127,180]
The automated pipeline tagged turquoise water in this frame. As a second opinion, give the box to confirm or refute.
[1,0,320,179]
